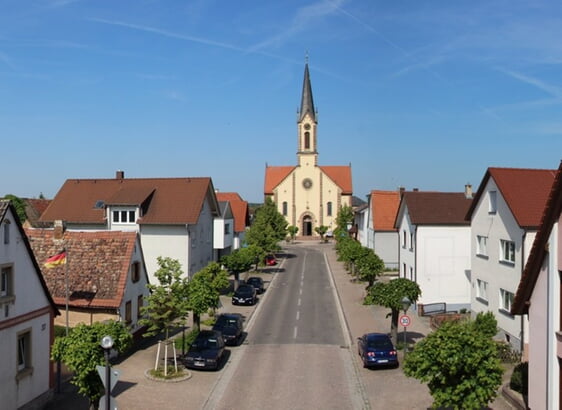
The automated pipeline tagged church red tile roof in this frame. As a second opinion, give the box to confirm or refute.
[39,176,218,225]
[263,166,295,194]
[370,190,401,231]
[466,167,556,228]
[25,229,138,310]
[215,192,250,233]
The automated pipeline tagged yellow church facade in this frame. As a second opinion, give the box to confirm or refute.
[264,62,353,237]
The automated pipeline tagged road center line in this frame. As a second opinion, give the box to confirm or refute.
[293,326,298,339]
[297,298,301,306]
[296,311,300,321]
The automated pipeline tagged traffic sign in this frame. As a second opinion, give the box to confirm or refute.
[399,314,411,327]
[96,366,120,392]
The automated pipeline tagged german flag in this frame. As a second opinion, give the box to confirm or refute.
[44,250,67,269]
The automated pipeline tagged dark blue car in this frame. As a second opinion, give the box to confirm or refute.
[357,333,398,368]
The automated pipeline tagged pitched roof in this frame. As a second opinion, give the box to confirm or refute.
[398,191,472,226]
[466,167,556,228]
[39,176,219,225]
[215,192,250,233]
[25,229,139,310]
[319,166,353,194]
[24,198,52,228]
[371,190,401,231]
[264,166,295,194]
[0,200,59,315]
[512,162,562,315]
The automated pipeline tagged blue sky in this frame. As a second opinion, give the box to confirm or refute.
[2,0,562,203]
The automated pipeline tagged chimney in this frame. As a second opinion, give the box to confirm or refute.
[54,220,65,240]
[465,184,473,199]
[413,188,419,192]
[116,170,124,179]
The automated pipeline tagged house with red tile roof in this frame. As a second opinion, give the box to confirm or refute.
[215,192,250,250]
[25,227,150,338]
[0,200,59,410]
[395,188,473,313]
[264,63,352,237]
[510,161,562,410]
[359,190,401,269]
[466,167,556,353]
[38,171,220,283]
[214,200,234,260]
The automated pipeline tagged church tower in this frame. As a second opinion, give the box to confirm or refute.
[297,62,318,168]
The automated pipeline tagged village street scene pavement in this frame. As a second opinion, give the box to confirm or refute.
[47,241,520,410]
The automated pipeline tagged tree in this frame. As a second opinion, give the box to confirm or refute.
[51,321,132,409]
[404,319,503,409]
[187,262,229,330]
[221,247,255,285]
[139,257,190,374]
[245,197,287,253]
[314,225,329,242]
[355,249,385,288]
[336,236,364,277]
[287,225,299,242]
[363,278,421,343]
[334,204,354,237]
[3,194,27,223]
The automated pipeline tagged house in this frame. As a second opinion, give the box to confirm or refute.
[362,190,401,269]
[395,188,473,313]
[214,200,234,261]
[264,62,353,237]
[510,162,562,410]
[25,227,150,338]
[511,162,562,410]
[22,198,51,228]
[0,200,60,410]
[466,167,556,353]
[38,171,220,283]
[215,192,250,250]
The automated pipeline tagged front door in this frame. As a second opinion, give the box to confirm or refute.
[303,216,312,236]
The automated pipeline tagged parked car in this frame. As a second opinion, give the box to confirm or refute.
[212,313,244,346]
[265,254,277,266]
[232,284,257,305]
[357,333,398,369]
[245,276,265,294]
[182,330,225,370]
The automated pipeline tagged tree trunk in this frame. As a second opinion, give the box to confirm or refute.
[193,313,200,331]
[390,308,399,344]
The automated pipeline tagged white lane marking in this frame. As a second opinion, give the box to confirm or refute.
[293,326,298,339]
[296,311,300,321]
[298,298,301,306]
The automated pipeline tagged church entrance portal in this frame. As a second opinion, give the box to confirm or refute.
[303,216,313,236]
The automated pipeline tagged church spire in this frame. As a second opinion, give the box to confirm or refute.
[299,59,316,123]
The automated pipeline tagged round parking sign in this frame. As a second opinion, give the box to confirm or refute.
[399,314,411,327]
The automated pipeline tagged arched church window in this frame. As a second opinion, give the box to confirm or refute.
[327,202,332,216]
[282,201,288,216]
[304,132,310,149]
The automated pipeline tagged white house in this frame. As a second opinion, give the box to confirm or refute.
[0,200,59,410]
[215,192,250,251]
[512,161,562,410]
[39,171,221,283]
[466,167,555,352]
[395,189,473,313]
[214,200,234,261]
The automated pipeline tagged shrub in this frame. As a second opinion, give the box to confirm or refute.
[495,341,521,363]
[510,362,528,395]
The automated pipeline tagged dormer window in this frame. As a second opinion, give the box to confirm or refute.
[112,209,136,224]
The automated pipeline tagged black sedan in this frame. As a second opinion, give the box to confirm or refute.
[245,276,265,294]
[232,284,257,305]
[212,313,244,346]
[357,333,398,368]
[182,330,225,370]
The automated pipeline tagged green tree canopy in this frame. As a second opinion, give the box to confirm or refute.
[404,318,503,409]
[221,247,255,282]
[314,225,329,242]
[245,197,287,253]
[287,225,299,242]
[187,262,229,330]
[364,278,421,343]
[51,321,132,408]
[3,194,27,223]
[356,248,385,288]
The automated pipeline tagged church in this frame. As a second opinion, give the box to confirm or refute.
[264,62,353,237]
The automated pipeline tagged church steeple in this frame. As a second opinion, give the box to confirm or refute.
[299,61,316,123]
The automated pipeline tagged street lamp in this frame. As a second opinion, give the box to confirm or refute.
[100,335,114,410]
[400,297,411,356]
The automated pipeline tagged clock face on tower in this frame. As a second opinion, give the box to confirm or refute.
[304,123,311,130]
[302,178,313,189]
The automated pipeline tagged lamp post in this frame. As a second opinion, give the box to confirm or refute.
[400,296,411,356]
[100,335,114,410]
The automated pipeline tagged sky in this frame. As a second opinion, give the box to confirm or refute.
[2,0,562,204]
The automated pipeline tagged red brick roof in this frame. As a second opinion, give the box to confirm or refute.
[512,162,562,314]
[40,177,218,225]
[215,192,250,233]
[399,192,472,225]
[25,229,138,310]
[466,167,556,228]
[370,190,401,231]
[264,165,352,194]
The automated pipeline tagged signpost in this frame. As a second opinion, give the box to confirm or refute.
[399,314,411,358]
[97,365,120,410]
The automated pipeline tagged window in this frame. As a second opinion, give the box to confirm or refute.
[3,220,10,244]
[409,233,414,250]
[282,202,288,216]
[304,132,310,149]
[476,279,488,301]
[489,191,497,213]
[125,301,132,324]
[112,209,136,223]
[17,331,31,372]
[477,235,488,256]
[500,240,515,263]
[327,202,332,217]
[137,295,143,320]
[224,223,230,234]
[1,266,12,297]
[131,262,140,283]
[402,231,407,248]
[500,289,514,312]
